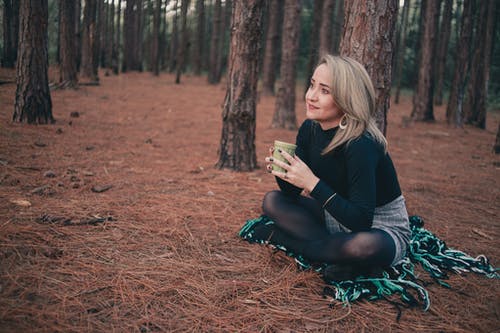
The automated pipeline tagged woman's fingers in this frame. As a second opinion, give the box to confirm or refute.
[265,156,290,171]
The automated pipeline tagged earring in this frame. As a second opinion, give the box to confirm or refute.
[339,114,348,130]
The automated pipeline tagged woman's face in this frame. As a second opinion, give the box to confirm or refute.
[305,64,344,130]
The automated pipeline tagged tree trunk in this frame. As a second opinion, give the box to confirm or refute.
[216,0,264,171]
[13,0,54,124]
[494,123,500,154]
[463,0,495,129]
[99,0,107,68]
[304,0,323,93]
[340,0,398,135]
[331,0,343,54]
[113,0,121,74]
[394,0,410,104]
[2,0,20,68]
[319,0,335,56]
[175,0,190,83]
[446,0,473,127]
[272,0,301,130]
[59,0,78,88]
[81,0,99,82]
[169,0,179,72]
[108,0,116,72]
[192,0,205,75]
[123,0,143,72]
[75,0,82,71]
[208,0,222,83]
[411,0,439,122]
[434,0,452,105]
[262,0,284,96]
[151,0,162,75]
[215,0,231,82]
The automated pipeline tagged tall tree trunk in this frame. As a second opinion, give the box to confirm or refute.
[319,0,335,56]
[169,0,179,72]
[494,123,500,154]
[394,0,410,104]
[215,0,231,82]
[2,0,20,68]
[123,0,143,72]
[411,0,439,122]
[113,0,121,74]
[446,0,473,126]
[13,0,53,124]
[175,0,190,83]
[304,0,323,93]
[193,0,205,75]
[99,0,108,68]
[108,0,116,72]
[81,0,99,82]
[216,0,264,171]
[151,0,162,75]
[262,0,284,96]
[272,0,301,130]
[463,0,495,129]
[59,0,78,88]
[340,0,398,135]
[75,0,82,71]
[434,0,452,105]
[331,0,343,54]
[160,0,169,70]
[208,0,222,83]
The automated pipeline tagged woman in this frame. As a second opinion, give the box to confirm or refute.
[257,55,410,281]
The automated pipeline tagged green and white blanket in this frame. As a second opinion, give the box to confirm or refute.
[239,215,498,311]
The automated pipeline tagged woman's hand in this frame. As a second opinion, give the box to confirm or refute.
[265,148,320,193]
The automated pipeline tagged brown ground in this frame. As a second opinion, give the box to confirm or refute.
[0,68,499,332]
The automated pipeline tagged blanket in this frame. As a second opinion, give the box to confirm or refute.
[239,215,498,311]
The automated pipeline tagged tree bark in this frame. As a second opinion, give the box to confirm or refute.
[13,0,54,124]
[272,0,301,130]
[192,0,205,75]
[261,0,284,96]
[75,0,82,71]
[81,0,99,82]
[113,0,121,74]
[2,0,20,68]
[216,0,264,171]
[123,0,143,72]
[108,0,116,72]
[169,0,179,72]
[215,0,231,82]
[304,0,323,93]
[175,0,190,83]
[340,0,398,135]
[463,0,495,129]
[319,0,335,56]
[434,0,452,105]
[59,0,78,88]
[411,0,439,122]
[446,0,473,127]
[394,0,410,104]
[151,0,162,75]
[331,0,344,54]
[208,0,222,83]
[494,123,500,154]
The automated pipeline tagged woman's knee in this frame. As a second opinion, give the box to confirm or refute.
[262,190,284,216]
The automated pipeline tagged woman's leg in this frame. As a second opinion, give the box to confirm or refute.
[260,190,395,267]
[261,190,326,240]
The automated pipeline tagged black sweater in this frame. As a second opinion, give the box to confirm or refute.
[277,119,402,232]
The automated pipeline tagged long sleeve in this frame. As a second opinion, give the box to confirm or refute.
[310,136,380,231]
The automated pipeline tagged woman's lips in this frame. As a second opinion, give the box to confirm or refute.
[307,103,319,111]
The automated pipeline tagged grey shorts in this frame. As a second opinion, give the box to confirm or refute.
[324,195,411,266]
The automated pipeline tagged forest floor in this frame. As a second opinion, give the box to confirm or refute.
[0,67,499,332]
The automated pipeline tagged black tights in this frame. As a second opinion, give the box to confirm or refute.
[260,190,395,268]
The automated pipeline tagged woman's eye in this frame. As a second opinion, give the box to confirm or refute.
[322,89,329,94]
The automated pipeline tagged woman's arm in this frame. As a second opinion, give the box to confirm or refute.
[310,137,380,231]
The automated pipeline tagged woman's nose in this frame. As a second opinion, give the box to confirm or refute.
[306,88,317,101]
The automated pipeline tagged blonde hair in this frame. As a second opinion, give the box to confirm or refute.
[316,55,387,154]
